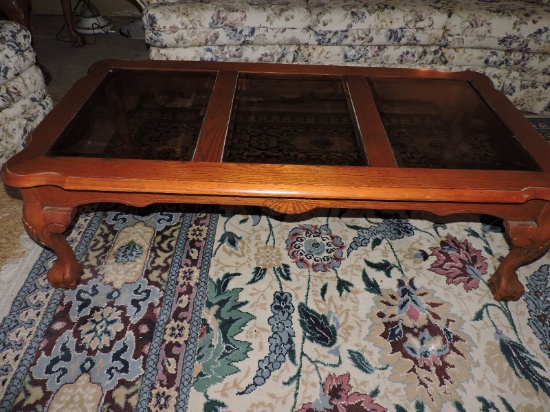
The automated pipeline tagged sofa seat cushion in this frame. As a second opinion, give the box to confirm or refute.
[151,44,449,66]
[144,0,312,48]
[446,0,550,53]
[307,0,452,46]
[0,20,36,84]
[443,47,550,74]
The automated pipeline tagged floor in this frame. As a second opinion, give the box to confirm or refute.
[0,14,149,270]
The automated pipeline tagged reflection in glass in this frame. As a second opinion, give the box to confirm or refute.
[48,70,215,160]
[223,74,367,166]
[370,78,540,171]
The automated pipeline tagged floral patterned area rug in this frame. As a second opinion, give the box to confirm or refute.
[189,209,550,412]
[1,204,550,412]
[0,117,549,412]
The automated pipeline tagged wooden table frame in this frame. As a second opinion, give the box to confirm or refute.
[3,60,550,301]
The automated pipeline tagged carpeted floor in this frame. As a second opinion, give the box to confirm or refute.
[1,202,550,411]
[1,14,550,412]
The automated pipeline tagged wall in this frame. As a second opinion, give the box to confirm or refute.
[32,0,139,16]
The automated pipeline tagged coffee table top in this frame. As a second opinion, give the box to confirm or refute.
[3,60,550,206]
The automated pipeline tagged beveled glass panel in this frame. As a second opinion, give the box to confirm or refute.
[370,78,541,171]
[223,74,367,166]
[48,69,215,160]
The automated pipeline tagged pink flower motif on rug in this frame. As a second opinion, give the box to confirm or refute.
[367,279,475,410]
[428,234,488,291]
[286,224,345,272]
[297,373,386,412]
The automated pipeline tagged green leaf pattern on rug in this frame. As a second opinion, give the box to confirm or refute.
[247,266,267,285]
[193,276,255,393]
[298,303,337,348]
[497,330,550,397]
[348,350,376,374]
[275,263,292,281]
[215,231,241,253]
[362,268,382,295]
[365,258,397,278]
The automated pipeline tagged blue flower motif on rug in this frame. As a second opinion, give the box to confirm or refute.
[31,328,143,392]
[525,265,550,358]
[114,240,144,263]
[239,291,295,395]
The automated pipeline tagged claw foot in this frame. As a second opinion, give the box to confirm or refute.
[47,257,83,289]
[488,269,525,301]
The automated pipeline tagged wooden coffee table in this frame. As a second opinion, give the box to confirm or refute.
[2,60,550,301]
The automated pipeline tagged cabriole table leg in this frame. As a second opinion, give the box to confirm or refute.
[489,204,550,301]
[21,189,82,289]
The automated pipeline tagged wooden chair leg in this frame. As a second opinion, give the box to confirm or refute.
[60,0,85,47]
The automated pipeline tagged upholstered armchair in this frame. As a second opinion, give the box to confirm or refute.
[0,20,53,167]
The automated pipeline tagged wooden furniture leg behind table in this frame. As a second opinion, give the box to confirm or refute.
[60,0,144,47]
[59,0,84,47]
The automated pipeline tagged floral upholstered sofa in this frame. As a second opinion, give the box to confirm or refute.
[140,0,550,114]
[0,20,52,167]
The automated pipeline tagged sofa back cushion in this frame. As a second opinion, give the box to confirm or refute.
[445,0,550,53]
[307,0,451,46]
[143,0,312,48]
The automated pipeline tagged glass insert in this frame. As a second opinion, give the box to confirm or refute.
[370,78,540,171]
[48,69,215,160]
[223,74,367,166]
